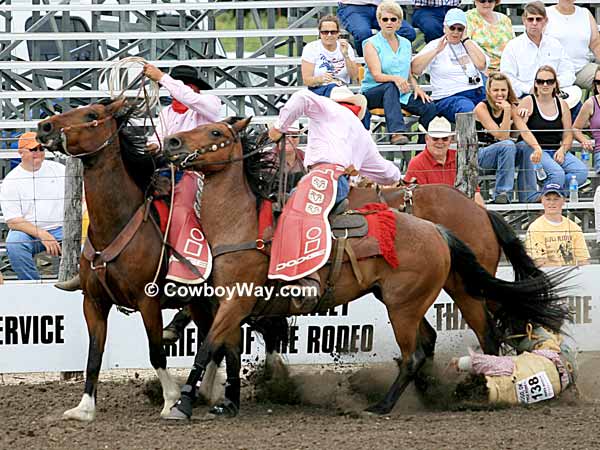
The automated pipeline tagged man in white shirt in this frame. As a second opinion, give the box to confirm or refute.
[0,132,65,280]
[500,1,575,99]
[337,0,416,57]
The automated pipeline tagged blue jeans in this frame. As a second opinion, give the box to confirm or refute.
[435,87,486,123]
[5,227,63,280]
[363,82,437,133]
[478,140,535,202]
[541,150,589,194]
[337,4,416,57]
[594,151,600,173]
[412,6,451,43]
[336,176,350,204]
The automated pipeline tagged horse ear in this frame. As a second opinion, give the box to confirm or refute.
[106,97,144,118]
[231,116,252,133]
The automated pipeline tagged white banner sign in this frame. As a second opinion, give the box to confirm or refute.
[0,266,598,373]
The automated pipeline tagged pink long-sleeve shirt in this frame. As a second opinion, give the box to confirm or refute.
[273,90,401,185]
[149,73,222,145]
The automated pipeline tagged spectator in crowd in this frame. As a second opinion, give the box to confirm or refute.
[412,0,462,43]
[474,72,543,203]
[573,67,600,175]
[595,186,600,250]
[525,183,590,267]
[411,8,488,123]
[466,0,514,74]
[301,16,359,96]
[500,2,575,99]
[404,116,485,205]
[361,1,437,145]
[337,0,416,57]
[545,0,600,91]
[0,132,65,280]
[517,65,588,196]
[449,324,577,405]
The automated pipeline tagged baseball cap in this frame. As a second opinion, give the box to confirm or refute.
[541,183,563,197]
[18,131,41,150]
[444,8,467,27]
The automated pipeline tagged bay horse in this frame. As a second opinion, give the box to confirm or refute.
[35,99,288,422]
[160,117,571,419]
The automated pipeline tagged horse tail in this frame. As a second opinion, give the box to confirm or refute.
[437,225,573,335]
[486,210,543,281]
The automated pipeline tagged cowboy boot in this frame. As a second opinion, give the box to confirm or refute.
[55,274,81,292]
[163,307,192,344]
[290,272,321,311]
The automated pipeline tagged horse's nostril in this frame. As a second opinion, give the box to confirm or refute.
[167,137,182,150]
[40,122,53,134]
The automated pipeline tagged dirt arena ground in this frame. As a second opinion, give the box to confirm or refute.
[1,353,598,450]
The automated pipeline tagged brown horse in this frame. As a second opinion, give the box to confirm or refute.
[160,117,570,419]
[35,99,288,421]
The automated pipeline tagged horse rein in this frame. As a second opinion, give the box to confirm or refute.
[179,122,264,169]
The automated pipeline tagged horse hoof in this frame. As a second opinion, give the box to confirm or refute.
[364,403,390,416]
[63,407,95,422]
[207,400,239,418]
[161,405,191,421]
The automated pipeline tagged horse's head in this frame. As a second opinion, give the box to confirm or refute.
[163,117,252,172]
[37,97,139,157]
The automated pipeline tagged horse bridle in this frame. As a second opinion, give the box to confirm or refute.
[178,122,264,169]
[59,113,126,158]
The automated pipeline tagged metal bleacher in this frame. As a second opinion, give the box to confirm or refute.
[1,0,599,279]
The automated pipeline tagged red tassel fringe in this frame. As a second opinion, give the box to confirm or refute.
[357,203,399,269]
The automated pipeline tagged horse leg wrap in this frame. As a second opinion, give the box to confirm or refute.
[174,383,196,418]
[224,377,241,408]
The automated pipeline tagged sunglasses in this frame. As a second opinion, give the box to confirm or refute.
[593,79,600,85]
[448,25,465,32]
[319,30,339,35]
[26,146,44,152]
[477,0,496,3]
[430,136,452,142]
[381,17,399,23]
[526,16,545,23]
[535,78,556,85]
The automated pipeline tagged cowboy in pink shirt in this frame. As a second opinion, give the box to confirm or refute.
[145,64,222,146]
[269,89,401,184]
[268,89,400,308]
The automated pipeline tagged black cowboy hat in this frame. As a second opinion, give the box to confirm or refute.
[170,65,212,91]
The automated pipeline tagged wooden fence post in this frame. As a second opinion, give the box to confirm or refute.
[58,157,83,282]
[58,157,84,381]
[454,112,479,199]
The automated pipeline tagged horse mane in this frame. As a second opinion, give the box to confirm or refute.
[98,98,157,193]
[223,117,279,200]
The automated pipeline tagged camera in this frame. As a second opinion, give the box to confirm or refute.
[468,75,481,85]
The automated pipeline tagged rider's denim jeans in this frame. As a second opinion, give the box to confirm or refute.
[5,227,63,280]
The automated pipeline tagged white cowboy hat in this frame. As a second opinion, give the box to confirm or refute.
[330,86,367,120]
[558,85,582,110]
[418,116,455,138]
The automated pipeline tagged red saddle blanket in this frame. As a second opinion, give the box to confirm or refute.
[157,172,212,284]
[268,164,345,281]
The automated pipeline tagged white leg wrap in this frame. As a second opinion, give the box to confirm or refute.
[63,393,96,422]
[156,368,180,417]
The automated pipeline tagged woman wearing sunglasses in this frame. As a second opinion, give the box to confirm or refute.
[545,0,600,90]
[474,72,542,203]
[301,15,359,97]
[465,0,514,74]
[517,65,588,196]
[573,68,600,175]
[361,0,436,145]
[412,8,488,124]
